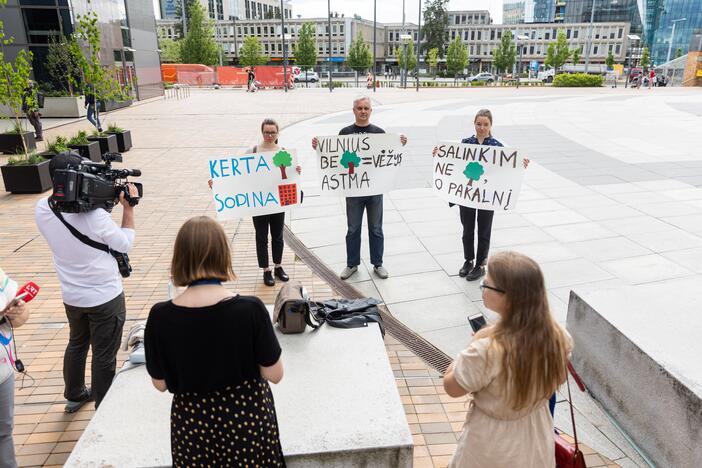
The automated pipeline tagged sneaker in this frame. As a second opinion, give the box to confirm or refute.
[458,260,474,277]
[263,270,275,286]
[274,266,289,282]
[373,265,389,279]
[466,265,486,281]
[340,266,358,280]
[65,388,93,413]
[98,127,103,133]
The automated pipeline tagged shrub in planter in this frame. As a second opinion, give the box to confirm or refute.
[105,123,132,152]
[553,73,604,87]
[0,122,36,154]
[87,129,118,155]
[1,152,51,193]
[68,130,101,161]
[39,136,69,159]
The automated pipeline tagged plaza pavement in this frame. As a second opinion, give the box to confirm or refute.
[3,86,698,466]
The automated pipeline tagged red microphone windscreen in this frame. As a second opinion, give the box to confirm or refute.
[16,282,40,303]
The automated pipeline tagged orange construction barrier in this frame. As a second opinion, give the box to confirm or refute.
[161,64,215,83]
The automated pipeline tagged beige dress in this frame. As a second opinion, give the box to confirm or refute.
[449,337,558,468]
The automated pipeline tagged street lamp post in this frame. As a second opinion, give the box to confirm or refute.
[399,34,411,90]
[416,0,422,92]
[624,34,640,88]
[516,35,529,89]
[583,0,596,73]
[181,0,188,35]
[281,0,288,93]
[666,18,687,63]
[327,0,332,92]
[372,0,377,92]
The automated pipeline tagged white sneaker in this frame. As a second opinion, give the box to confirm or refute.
[373,265,389,279]
[340,266,358,280]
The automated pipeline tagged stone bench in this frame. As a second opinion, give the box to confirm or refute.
[566,277,702,468]
[65,311,413,467]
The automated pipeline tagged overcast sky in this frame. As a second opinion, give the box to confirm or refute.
[153,0,505,24]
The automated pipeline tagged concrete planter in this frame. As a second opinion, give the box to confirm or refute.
[1,159,52,193]
[41,96,87,118]
[87,134,118,155]
[69,141,102,162]
[99,99,133,113]
[0,132,36,154]
[106,130,132,152]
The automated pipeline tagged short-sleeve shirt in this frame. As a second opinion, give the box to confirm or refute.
[144,295,281,394]
[339,123,385,136]
[461,135,504,147]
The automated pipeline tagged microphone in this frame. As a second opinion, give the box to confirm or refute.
[16,282,40,304]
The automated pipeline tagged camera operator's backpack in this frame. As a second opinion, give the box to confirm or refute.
[273,281,317,334]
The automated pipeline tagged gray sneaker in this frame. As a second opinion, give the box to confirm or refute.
[373,265,389,279]
[340,266,358,280]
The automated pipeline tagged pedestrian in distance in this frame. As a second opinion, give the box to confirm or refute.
[443,251,572,468]
[648,69,655,89]
[312,96,408,281]
[367,71,374,89]
[434,109,529,281]
[145,216,285,468]
[247,67,256,93]
[22,81,43,141]
[208,118,301,287]
[84,83,102,132]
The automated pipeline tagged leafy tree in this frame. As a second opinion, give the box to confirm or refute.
[180,0,219,65]
[347,32,372,86]
[571,47,581,65]
[174,0,198,37]
[640,47,650,70]
[340,150,361,174]
[463,162,484,186]
[422,0,449,58]
[544,31,570,72]
[446,36,468,81]
[295,23,317,87]
[427,47,439,75]
[273,150,292,179]
[395,38,417,79]
[159,38,182,63]
[605,51,614,70]
[45,33,82,96]
[492,30,516,78]
[239,36,269,67]
[675,47,683,59]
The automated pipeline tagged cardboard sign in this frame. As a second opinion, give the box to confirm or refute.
[316,133,403,196]
[208,149,301,220]
[433,142,526,211]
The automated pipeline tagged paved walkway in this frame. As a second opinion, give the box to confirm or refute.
[4,86,697,466]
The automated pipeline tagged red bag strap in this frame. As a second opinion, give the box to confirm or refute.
[568,362,586,392]
[565,367,580,452]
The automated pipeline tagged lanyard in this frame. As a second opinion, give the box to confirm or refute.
[188,279,222,287]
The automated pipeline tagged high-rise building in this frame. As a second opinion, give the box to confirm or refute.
[161,0,179,18]
[561,0,644,33]
[648,0,702,64]
[163,0,292,20]
[503,0,527,24]
[503,0,554,24]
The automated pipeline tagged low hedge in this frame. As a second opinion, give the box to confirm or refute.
[553,73,603,87]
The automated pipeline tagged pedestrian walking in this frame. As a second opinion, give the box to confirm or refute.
[84,83,102,132]
[311,96,407,281]
[648,69,655,89]
[443,251,572,468]
[366,71,374,89]
[145,216,285,468]
[22,81,43,141]
[247,67,256,92]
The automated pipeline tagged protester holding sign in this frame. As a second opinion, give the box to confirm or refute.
[312,96,407,280]
[434,109,529,281]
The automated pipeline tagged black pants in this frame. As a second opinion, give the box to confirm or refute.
[459,206,494,266]
[252,213,285,269]
[63,293,126,408]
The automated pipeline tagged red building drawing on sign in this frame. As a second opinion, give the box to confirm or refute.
[278,184,298,206]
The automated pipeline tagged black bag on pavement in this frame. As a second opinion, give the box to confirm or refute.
[310,297,385,337]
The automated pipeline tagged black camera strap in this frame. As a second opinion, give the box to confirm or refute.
[50,205,125,260]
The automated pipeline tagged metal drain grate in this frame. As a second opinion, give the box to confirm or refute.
[283,226,453,374]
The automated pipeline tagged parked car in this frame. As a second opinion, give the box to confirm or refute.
[467,72,494,83]
[295,71,320,83]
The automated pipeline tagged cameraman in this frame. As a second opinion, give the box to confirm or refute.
[35,152,138,412]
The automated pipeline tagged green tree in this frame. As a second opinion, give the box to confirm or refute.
[180,0,219,65]
[492,30,516,78]
[45,33,82,96]
[159,38,182,63]
[295,23,317,87]
[239,36,269,67]
[675,47,683,59]
[427,47,439,75]
[446,36,468,82]
[396,38,417,79]
[544,31,570,72]
[347,32,372,86]
[463,162,484,186]
[340,150,361,174]
[273,150,292,179]
[640,47,650,70]
[174,0,198,37]
[571,47,581,65]
[605,51,614,70]
[422,0,449,58]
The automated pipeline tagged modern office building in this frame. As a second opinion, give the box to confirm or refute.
[560,0,644,33]
[504,0,554,24]
[503,0,527,24]
[647,0,702,64]
[161,0,292,20]
[0,0,163,100]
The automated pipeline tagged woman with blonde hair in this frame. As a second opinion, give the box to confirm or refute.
[145,216,285,467]
[443,251,571,468]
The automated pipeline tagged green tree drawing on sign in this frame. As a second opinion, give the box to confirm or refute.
[340,150,361,175]
[273,150,292,179]
[463,162,484,186]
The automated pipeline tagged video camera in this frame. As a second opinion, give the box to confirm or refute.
[51,152,143,213]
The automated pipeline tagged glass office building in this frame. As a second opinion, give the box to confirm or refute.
[562,0,644,33]
[649,0,702,64]
[504,0,555,23]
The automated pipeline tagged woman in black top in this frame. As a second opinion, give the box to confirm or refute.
[145,216,285,467]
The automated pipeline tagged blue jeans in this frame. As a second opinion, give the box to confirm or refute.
[87,104,101,130]
[345,195,384,267]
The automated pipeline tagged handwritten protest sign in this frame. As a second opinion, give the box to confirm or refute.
[208,149,301,220]
[433,142,526,211]
[316,133,403,196]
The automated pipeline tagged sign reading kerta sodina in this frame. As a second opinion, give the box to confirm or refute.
[433,142,526,211]
[316,133,403,196]
[208,149,301,220]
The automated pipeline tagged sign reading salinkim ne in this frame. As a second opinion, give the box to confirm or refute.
[316,133,403,196]
[433,142,526,211]
[208,149,301,220]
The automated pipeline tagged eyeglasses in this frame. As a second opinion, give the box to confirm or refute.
[479,280,505,294]
[263,131,278,136]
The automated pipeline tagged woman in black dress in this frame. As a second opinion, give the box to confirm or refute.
[145,216,285,467]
